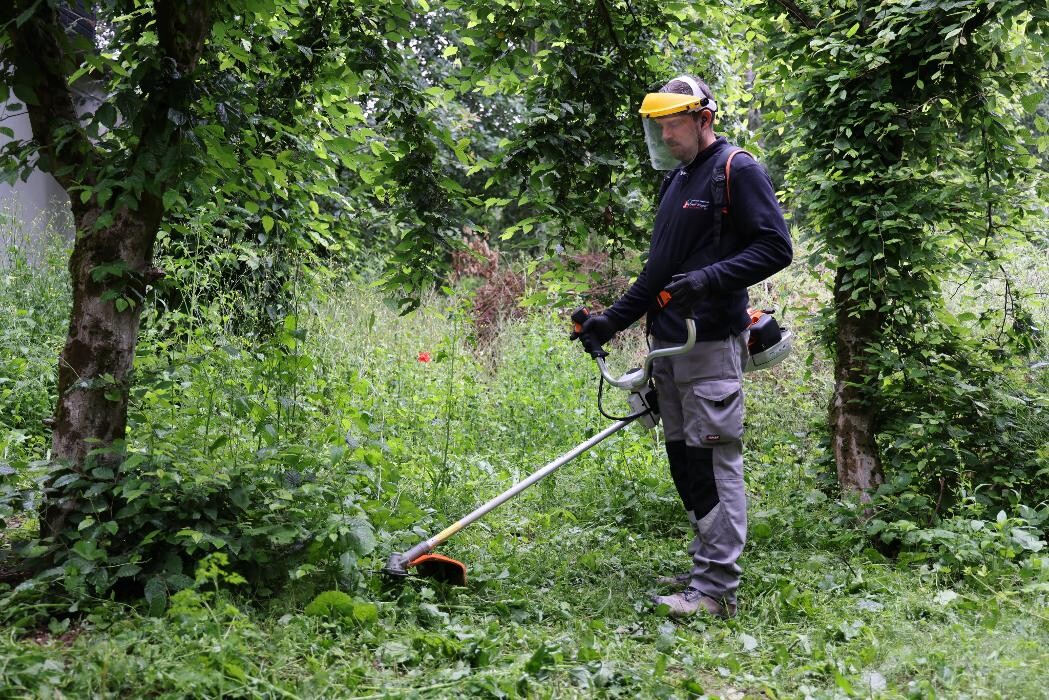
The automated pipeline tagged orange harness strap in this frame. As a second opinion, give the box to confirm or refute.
[724,149,754,208]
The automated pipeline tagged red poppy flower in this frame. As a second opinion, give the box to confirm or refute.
[418,351,432,363]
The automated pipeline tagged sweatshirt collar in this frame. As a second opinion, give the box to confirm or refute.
[681,135,727,174]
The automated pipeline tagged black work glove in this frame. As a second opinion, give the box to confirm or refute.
[662,268,712,313]
[579,313,618,346]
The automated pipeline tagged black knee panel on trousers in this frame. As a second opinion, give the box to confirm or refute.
[665,440,691,512]
[686,445,719,519]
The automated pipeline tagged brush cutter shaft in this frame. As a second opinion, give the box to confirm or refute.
[397,417,637,565]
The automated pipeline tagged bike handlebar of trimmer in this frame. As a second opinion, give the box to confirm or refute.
[596,318,695,391]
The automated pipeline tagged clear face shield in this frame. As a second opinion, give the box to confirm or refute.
[642,117,682,171]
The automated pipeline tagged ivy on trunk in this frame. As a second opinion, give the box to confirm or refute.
[775,0,1048,507]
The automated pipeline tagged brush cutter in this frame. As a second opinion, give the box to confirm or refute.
[383,304,791,585]
[383,308,697,585]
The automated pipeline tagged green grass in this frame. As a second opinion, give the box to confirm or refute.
[1,241,1047,698]
[2,497,1046,698]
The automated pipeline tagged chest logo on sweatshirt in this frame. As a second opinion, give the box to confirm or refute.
[682,199,710,210]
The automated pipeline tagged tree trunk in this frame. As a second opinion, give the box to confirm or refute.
[43,205,162,538]
[829,266,885,502]
[1,0,214,541]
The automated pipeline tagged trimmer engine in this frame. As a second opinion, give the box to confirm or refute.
[745,309,793,372]
[627,386,660,430]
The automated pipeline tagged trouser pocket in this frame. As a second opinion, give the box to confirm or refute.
[690,379,743,446]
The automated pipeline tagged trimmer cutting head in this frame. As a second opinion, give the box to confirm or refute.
[383,551,468,586]
[383,551,413,578]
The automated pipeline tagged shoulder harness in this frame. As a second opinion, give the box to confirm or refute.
[709,146,752,253]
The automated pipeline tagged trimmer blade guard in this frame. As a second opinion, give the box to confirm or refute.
[411,553,468,585]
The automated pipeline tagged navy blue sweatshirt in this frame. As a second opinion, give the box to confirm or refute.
[604,137,793,342]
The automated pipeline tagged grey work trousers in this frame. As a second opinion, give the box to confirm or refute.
[651,332,748,606]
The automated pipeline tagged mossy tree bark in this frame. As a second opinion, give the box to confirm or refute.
[829,268,884,501]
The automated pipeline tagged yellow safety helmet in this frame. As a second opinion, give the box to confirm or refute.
[638,91,716,119]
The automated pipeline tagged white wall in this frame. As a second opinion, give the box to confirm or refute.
[0,81,104,264]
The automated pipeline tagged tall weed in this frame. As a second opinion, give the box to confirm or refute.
[0,230,70,538]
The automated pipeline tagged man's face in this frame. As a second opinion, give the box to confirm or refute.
[656,112,702,164]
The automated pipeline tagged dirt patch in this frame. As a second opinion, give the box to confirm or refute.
[28,626,83,647]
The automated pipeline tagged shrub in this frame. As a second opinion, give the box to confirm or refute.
[867,504,1048,585]
[0,428,391,618]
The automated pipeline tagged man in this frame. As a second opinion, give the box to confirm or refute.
[577,75,792,618]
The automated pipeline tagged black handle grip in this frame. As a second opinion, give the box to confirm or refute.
[569,307,609,359]
[570,307,590,331]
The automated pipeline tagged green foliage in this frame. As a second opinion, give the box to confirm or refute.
[1,247,1048,697]
[0,238,66,438]
[304,590,378,624]
[303,590,355,618]
[460,0,762,258]
[28,435,380,610]
[129,0,769,311]
[0,245,421,613]
[0,232,69,535]
[869,505,1048,586]
[771,0,1049,515]
[1,2,1048,696]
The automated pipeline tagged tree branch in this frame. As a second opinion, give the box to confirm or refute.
[768,0,815,29]
[595,0,644,89]
[1,1,97,212]
[120,0,213,223]
[595,0,626,55]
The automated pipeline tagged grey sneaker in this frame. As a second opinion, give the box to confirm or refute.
[652,587,737,619]
[655,571,692,586]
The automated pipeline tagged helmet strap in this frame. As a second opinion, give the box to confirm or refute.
[673,75,703,99]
